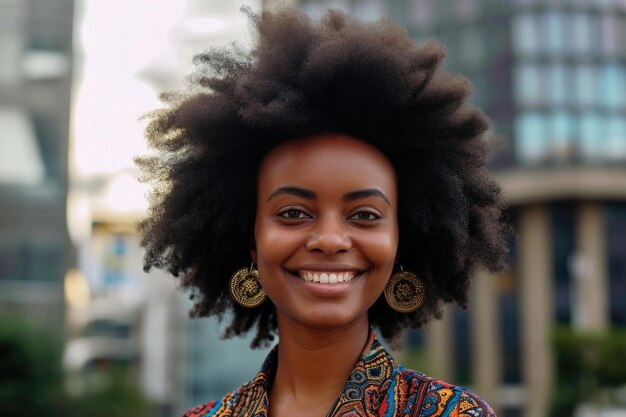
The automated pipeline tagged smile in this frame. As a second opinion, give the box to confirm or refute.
[296,271,358,284]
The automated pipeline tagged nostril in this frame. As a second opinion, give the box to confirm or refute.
[305,233,352,255]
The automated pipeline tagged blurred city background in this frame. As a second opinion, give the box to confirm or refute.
[1,0,625,416]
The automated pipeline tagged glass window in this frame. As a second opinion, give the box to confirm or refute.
[0,240,61,281]
[301,2,329,17]
[606,116,626,160]
[438,32,457,70]
[579,112,605,160]
[352,0,386,21]
[600,64,624,110]
[458,27,485,70]
[548,63,568,106]
[27,3,73,52]
[325,0,350,12]
[575,65,597,107]
[515,112,548,164]
[596,0,617,7]
[568,13,599,55]
[589,15,602,54]
[544,11,565,54]
[563,13,576,55]
[513,14,540,55]
[470,74,489,108]
[564,13,596,56]
[410,0,434,27]
[515,64,544,105]
[487,22,508,57]
[572,13,593,55]
[455,0,477,19]
[26,241,62,281]
[0,108,45,186]
[550,111,576,161]
[601,15,620,56]
[434,0,455,21]
[0,241,22,281]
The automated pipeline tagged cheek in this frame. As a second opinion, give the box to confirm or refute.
[361,226,398,261]
[254,220,300,267]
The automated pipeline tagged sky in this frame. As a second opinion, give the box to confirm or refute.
[69,0,260,222]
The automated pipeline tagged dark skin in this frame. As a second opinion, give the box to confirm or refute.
[252,135,399,417]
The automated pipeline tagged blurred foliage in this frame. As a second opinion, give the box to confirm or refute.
[0,316,64,415]
[64,371,154,417]
[0,316,153,417]
[551,325,626,417]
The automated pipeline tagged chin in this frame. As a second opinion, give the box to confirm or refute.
[293,308,364,330]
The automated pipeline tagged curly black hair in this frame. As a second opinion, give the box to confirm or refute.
[137,7,509,348]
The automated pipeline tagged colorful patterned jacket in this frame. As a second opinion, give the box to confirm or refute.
[182,331,496,417]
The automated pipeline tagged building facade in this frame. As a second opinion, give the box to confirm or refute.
[0,0,74,325]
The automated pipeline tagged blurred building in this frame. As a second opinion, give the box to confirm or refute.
[294,1,626,417]
[137,1,272,413]
[64,1,271,416]
[64,1,188,415]
[0,0,74,324]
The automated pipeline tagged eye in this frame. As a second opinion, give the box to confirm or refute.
[278,208,310,219]
[348,210,380,221]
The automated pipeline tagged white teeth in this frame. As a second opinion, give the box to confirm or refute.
[297,271,358,284]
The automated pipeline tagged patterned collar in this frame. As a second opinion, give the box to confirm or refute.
[185,330,497,417]
[207,330,396,417]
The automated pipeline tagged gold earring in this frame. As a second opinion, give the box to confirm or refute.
[384,266,425,313]
[229,263,267,308]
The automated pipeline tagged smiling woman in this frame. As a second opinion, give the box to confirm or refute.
[254,135,398,334]
[137,6,510,417]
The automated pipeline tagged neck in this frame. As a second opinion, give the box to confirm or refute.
[269,317,370,414]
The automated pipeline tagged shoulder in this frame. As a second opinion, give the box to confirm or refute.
[179,367,271,417]
[179,386,240,417]
[181,399,220,417]
[395,368,497,417]
[180,344,276,417]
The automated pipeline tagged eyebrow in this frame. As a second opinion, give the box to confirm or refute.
[267,186,391,206]
[267,186,316,201]
[344,188,391,206]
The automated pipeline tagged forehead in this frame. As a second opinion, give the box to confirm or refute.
[258,134,397,198]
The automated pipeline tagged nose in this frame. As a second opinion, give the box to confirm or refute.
[305,215,352,255]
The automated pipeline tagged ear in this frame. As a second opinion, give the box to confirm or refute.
[248,236,257,264]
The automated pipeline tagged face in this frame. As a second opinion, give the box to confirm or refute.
[253,134,398,331]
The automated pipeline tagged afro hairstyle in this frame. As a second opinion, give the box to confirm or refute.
[137,7,510,348]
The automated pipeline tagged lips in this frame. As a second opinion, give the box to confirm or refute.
[297,271,357,283]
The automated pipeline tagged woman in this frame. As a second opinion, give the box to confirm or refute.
[138,7,509,417]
